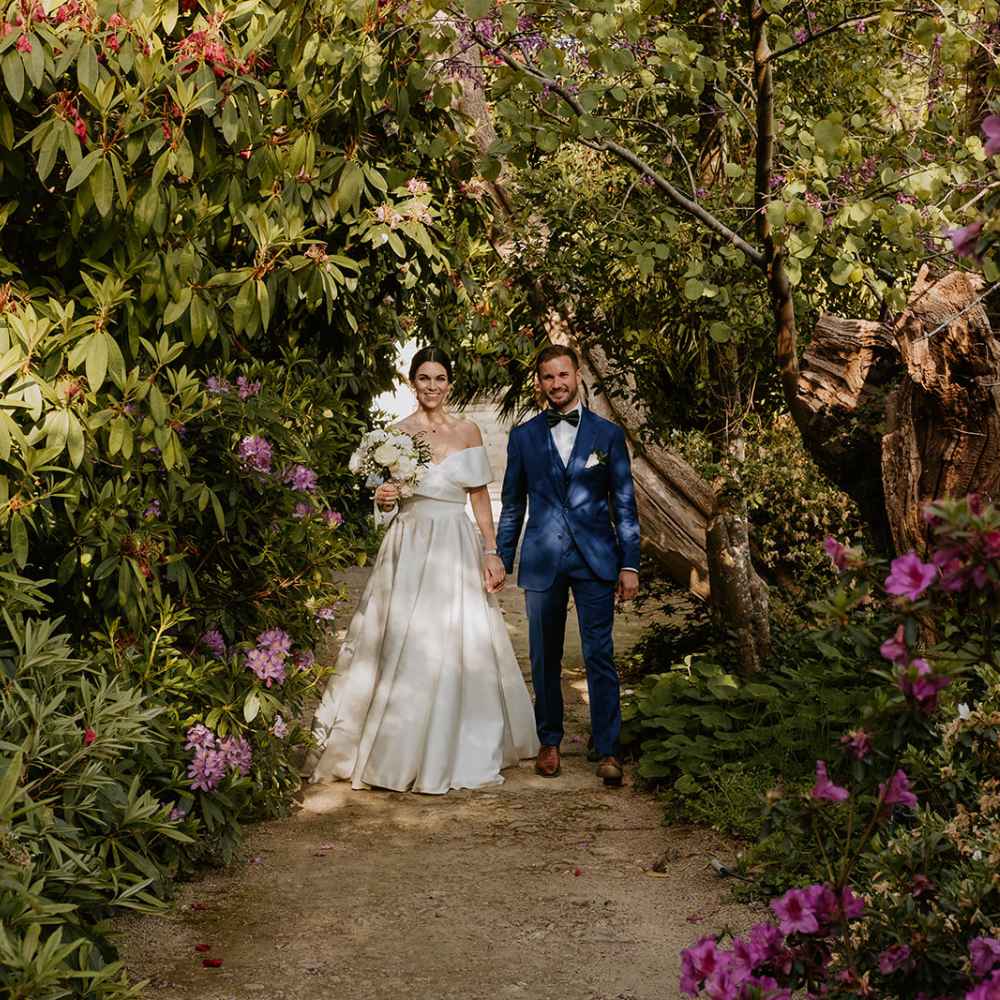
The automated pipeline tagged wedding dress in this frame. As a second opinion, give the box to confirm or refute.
[307,446,539,794]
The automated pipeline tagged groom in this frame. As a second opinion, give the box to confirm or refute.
[496,346,640,786]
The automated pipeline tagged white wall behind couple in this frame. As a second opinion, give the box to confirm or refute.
[372,341,515,522]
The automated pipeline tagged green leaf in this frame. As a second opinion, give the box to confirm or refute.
[66,149,102,192]
[709,321,731,343]
[66,414,84,467]
[85,330,109,391]
[163,287,192,325]
[463,0,492,16]
[813,120,845,156]
[243,691,260,723]
[9,512,27,567]
[0,751,21,813]
[683,278,705,300]
[337,161,363,214]
[78,42,98,91]
[2,51,24,103]
[91,157,114,216]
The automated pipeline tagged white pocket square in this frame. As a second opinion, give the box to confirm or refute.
[584,452,601,469]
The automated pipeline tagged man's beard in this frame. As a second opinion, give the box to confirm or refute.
[545,386,579,411]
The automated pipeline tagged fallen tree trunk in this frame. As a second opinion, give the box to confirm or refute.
[796,267,1000,554]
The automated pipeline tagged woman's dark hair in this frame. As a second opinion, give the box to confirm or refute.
[535,344,579,373]
[408,346,453,382]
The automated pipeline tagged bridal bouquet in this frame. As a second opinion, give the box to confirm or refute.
[348,428,432,497]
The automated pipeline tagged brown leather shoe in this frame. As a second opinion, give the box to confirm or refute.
[534,745,561,778]
[596,756,623,787]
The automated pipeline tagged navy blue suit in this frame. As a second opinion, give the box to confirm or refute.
[496,408,640,755]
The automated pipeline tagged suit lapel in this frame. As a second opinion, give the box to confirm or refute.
[566,407,597,483]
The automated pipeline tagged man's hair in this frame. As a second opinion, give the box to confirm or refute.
[535,345,580,374]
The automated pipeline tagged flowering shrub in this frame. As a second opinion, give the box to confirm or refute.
[679,496,1000,999]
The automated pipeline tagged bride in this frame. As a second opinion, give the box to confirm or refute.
[307,346,539,794]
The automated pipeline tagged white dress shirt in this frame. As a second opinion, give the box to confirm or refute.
[550,402,637,575]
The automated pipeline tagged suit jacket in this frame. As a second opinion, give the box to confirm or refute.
[496,408,641,591]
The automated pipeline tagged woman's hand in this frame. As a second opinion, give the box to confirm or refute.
[483,553,506,593]
[374,482,401,510]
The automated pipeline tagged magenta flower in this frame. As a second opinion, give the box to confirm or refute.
[323,509,344,529]
[880,625,908,664]
[770,887,819,936]
[947,221,984,259]
[679,936,727,995]
[823,536,850,572]
[983,115,1000,156]
[983,531,1000,560]
[838,885,865,920]
[143,499,161,519]
[236,375,262,399]
[885,551,937,601]
[294,649,316,671]
[316,605,336,621]
[971,938,1000,978]
[878,943,911,974]
[933,546,969,592]
[879,769,918,810]
[245,646,286,687]
[840,728,873,760]
[271,715,288,739]
[293,501,315,519]
[205,375,231,395]
[726,936,758,978]
[899,658,951,712]
[184,723,217,751]
[793,27,807,43]
[284,464,318,492]
[968,971,1000,1000]
[748,922,785,963]
[238,434,272,474]
[811,760,849,802]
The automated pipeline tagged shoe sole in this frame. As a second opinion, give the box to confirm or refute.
[535,766,561,778]
[600,773,623,786]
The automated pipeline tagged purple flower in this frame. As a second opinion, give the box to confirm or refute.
[823,536,850,572]
[982,115,1000,156]
[238,435,272,474]
[838,886,865,920]
[323,509,344,528]
[947,221,984,259]
[968,971,1000,1000]
[200,629,226,658]
[811,760,849,802]
[188,744,226,791]
[770,888,819,936]
[748,922,785,964]
[793,27,808,43]
[880,625,908,664]
[284,464,318,492]
[840,728,872,760]
[236,375,262,399]
[294,649,316,671]
[971,938,1000,978]
[272,715,288,739]
[898,658,951,712]
[680,936,727,995]
[143,499,161,519]
[169,804,189,822]
[878,943,911,974]
[885,551,937,601]
[316,605,336,621]
[184,724,217,751]
[293,501,315,519]
[219,735,252,777]
[206,375,231,395]
[727,935,758,978]
[246,647,286,687]
[257,628,292,655]
[879,769,918,810]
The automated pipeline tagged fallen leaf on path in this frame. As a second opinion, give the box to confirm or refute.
[574,867,583,876]
[194,944,212,953]
[202,958,223,968]
[190,901,211,911]
[686,914,705,924]
[318,842,336,849]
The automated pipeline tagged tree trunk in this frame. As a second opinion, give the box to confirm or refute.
[795,267,1000,554]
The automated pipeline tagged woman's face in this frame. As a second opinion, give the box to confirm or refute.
[412,362,449,411]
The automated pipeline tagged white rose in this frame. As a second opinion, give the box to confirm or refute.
[399,482,415,498]
[392,433,413,449]
[392,456,417,480]
[348,449,364,474]
[373,442,400,467]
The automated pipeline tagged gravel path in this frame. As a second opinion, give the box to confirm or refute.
[118,568,750,1000]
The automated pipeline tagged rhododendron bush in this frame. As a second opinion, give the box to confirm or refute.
[0,0,487,995]
[680,496,1000,1000]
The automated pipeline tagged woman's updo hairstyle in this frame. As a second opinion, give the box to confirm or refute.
[408,346,453,382]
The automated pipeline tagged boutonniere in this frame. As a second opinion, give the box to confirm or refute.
[584,450,608,470]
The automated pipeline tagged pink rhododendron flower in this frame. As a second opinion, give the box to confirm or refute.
[293,501,315,519]
[983,115,1000,156]
[971,938,1000,978]
[15,33,31,52]
[838,885,865,919]
[879,769,918,810]
[878,943,911,974]
[948,221,984,259]
[932,546,969,592]
[294,649,316,671]
[284,464,318,492]
[840,728,872,760]
[680,936,727,995]
[257,628,292,655]
[898,658,951,712]
[967,972,1000,1000]
[823,536,850,572]
[245,646,286,687]
[238,434,272,474]
[236,374,261,399]
[748,922,785,964]
[770,888,819,935]
[323,509,344,528]
[219,736,252,777]
[984,531,1000,560]
[271,715,288,739]
[185,723,216,750]
[200,629,226,658]
[188,744,226,791]
[880,624,908,664]
[885,551,937,601]
[811,760,849,802]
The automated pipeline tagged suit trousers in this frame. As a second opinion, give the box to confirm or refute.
[524,538,620,757]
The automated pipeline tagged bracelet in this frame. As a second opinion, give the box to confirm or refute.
[484,548,498,556]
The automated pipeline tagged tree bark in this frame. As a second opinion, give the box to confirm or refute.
[795,267,1000,554]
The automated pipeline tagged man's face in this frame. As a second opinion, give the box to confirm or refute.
[538,356,582,411]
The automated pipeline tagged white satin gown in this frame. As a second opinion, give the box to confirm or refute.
[307,446,539,794]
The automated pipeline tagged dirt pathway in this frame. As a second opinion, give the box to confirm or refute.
[119,569,750,1000]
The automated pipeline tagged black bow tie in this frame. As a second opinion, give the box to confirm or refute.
[546,409,580,428]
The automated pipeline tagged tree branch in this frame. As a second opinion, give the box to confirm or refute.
[471,31,766,268]
[766,8,932,63]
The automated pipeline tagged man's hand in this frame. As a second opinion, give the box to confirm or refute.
[484,554,507,593]
[616,569,639,602]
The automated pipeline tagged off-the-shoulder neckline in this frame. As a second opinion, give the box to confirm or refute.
[427,444,487,468]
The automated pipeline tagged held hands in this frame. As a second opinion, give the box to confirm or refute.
[483,553,506,593]
[616,569,639,603]
[374,482,401,510]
